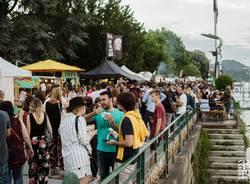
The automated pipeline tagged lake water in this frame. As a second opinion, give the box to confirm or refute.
[241,110,250,160]
[233,82,250,159]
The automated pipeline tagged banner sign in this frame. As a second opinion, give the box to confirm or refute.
[106,33,122,60]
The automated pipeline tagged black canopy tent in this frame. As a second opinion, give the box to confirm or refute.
[82,60,145,82]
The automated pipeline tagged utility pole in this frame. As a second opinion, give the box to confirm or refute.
[214,0,219,78]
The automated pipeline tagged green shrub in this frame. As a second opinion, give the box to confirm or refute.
[192,131,213,184]
[215,75,233,90]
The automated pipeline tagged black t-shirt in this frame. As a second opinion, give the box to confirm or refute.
[45,101,61,138]
[117,117,139,163]
[162,91,176,113]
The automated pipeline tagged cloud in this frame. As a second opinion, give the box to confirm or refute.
[120,0,250,66]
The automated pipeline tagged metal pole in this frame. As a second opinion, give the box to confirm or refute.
[248,70,250,98]
[214,11,218,78]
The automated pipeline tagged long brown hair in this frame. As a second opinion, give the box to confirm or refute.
[50,86,62,103]
[30,97,43,113]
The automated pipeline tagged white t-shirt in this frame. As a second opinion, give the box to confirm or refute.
[88,89,106,102]
[19,91,27,103]
[68,91,77,100]
[40,83,46,92]
[177,93,187,115]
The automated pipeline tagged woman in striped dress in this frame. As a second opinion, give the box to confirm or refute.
[59,97,97,184]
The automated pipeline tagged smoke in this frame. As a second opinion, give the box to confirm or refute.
[157,61,168,76]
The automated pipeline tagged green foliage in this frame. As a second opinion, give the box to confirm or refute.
[0,0,210,75]
[81,0,145,71]
[192,131,213,184]
[188,50,210,79]
[182,64,201,77]
[240,119,249,149]
[215,75,233,90]
[143,30,172,72]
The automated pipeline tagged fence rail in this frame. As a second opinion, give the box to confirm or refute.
[101,108,197,184]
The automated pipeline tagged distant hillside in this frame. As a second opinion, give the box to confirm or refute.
[222,60,249,81]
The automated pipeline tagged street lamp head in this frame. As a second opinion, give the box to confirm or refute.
[201,33,220,40]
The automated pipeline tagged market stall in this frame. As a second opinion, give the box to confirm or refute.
[121,65,148,82]
[82,60,145,82]
[0,57,32,102]
[21,59,84,87]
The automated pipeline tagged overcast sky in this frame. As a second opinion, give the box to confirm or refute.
[121,0,250,67]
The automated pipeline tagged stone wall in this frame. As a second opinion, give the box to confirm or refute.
[164,124,201,184]
[147,113,200,184]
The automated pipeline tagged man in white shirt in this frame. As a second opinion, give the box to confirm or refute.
[88,83,107,102]
[176,86,187,116]
[40,82,47,92]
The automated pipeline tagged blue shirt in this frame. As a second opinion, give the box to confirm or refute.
[143,90,166,113]
[93,108,124,152]
[0,110,10,164]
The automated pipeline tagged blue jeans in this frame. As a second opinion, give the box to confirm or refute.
[8,166,23,184]
[0,162,9,184]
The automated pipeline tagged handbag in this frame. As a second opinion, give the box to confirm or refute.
[8,128,26,168]
[75,116,98,174]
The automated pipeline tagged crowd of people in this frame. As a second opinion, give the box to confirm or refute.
[0,78,233,184]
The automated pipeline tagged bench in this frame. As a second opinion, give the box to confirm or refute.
[200,109,224,121]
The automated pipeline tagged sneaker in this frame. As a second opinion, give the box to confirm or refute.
[90,176,100,184]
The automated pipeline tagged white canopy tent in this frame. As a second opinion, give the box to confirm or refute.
[121,65,148,82]
[138,71,153,82]
[0,57,32,102]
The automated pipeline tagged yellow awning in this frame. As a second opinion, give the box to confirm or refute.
[21,59,84,72]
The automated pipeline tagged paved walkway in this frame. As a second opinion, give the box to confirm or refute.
[23,163,62,184]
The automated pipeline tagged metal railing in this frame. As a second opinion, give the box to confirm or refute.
[232,98,241,125]
[101,108,197,184]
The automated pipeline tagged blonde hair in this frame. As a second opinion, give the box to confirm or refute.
[185,87,192,95]
[50,87,62,103]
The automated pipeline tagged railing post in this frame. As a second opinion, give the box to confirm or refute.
[164,129,169,176]
[115,175,119,184]
[178,128,182,153]
[137,151,145,184]
[154,142,158,163]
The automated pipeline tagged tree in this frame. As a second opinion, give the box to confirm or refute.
[162,28,187,75]
[0,0,208,75]
[9,0,88,64]
[182,64,201,77]
[143,30,173,72]
[0,0,19,59]
[215,75,233,90]
[74,0,146,71]
[189,50,210,79]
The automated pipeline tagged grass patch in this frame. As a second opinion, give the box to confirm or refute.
[240,118,249,149]
[223,135,230,139]
[192,131,213,184]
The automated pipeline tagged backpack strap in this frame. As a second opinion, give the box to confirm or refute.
[10,128,22,142]
[75,116,80,135]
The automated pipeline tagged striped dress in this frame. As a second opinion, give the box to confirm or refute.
[59,113,92,178]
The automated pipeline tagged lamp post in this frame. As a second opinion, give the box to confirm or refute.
[201,33,223,78]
